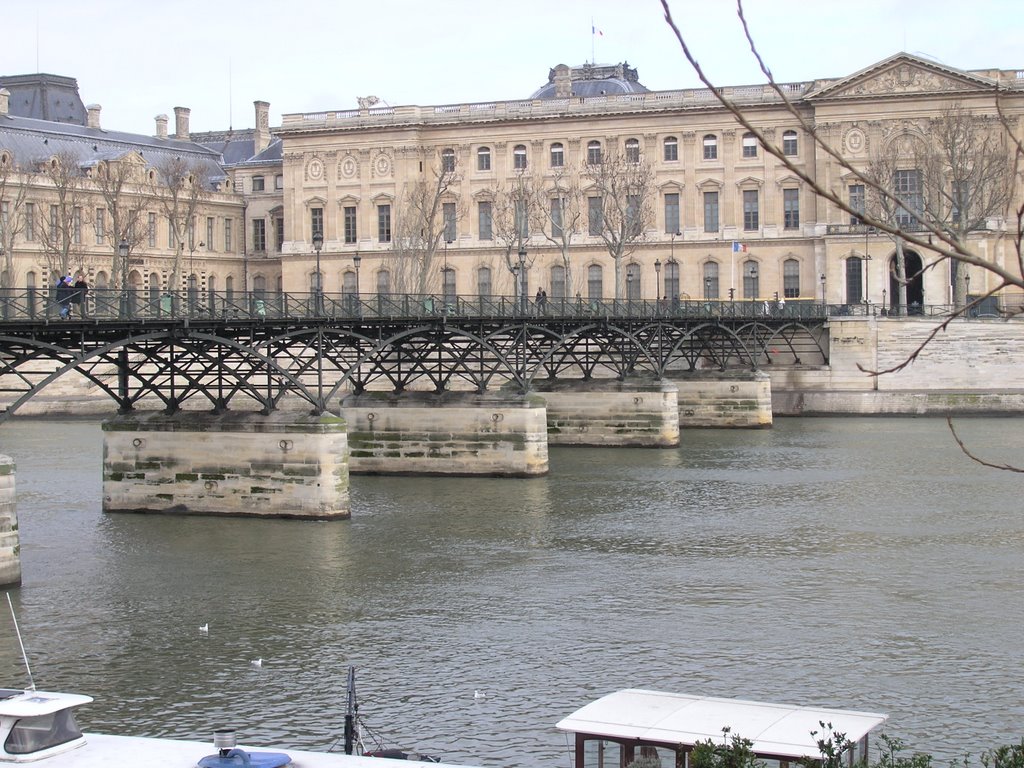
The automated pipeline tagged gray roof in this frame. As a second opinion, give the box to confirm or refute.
[0,113,228,189]
[0,73,87,124]
[531,62,650,99]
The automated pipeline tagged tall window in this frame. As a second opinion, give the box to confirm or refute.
[443,202,457,241]
[25,203,35,241]
[253,219,267,251]
[376,269,391,296]
[703,191,719,232]
[206,217,215,251]
[478,201,493,240]
[72,207,82,244]
[703,261,719,300]
[664,193,680,234]
[587,264,603,300]
[894,169,923,228]
[147,212,156,247]
[224,218,233,252]
[742,189,759,230]
[783,258,801,298]
[441,148,456,173]
[783,188,800,229]
[477,266,492,298]
[846,256,864,304]
[550,143,564,168]
[344,205,357,244]
[625,138,640,163]
[378,204,391,243]
[665,260,680,300]
[442,268,456,303]
[167,215,176,248]
[550,198,563,239]
[311,207,324,240]
[275,216,285,251]
[587,140,602,165]
[663,136,678,162]
[849,184,865,226]
[588,197,603,235]
[742,132,758,158]
[514,199,528,239]
[477,146,491,171]
[550,265,566,299]
[513,145,527,170]
[342,270,356,296]
[782,130,798,156]
[743,260,759,299]
[703,134,718,160]
[94,208,105,244]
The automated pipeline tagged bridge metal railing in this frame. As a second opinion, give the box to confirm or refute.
[3,287,977,324]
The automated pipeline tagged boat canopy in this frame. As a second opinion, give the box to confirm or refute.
[556,689,889,761]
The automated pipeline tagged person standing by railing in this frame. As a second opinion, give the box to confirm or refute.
[73,273,89,318]
[55,276,73,319]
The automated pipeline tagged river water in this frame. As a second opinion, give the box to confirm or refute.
[1,417,1022,768]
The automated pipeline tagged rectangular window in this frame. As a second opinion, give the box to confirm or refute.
[703,135,717,161]
[477,147,491,171]
[742,134,758,158]
[72,207,82,244]
[378,204,392,243]
[95,208,105,244]
[550,198,563,239]
[310,207,324,240]
[588,197,603,236]
[783,259,801,298]
[275,216,285,251]
[25,203,35,241]
[664,193,680,234]
[478,201,493,240]
[224,218,233,252]
[783,188,800,229]
[664,137,678,162]
[703,191,719,233]
[275,175,284,190]
[894,169,923,229]
[187,217,196,250]
[782,131,798,156]
[344,205,357,244]
[253,219,267,251]
[207,217,215,251]
[742,189,759,231]
[252,176,265,192]
[443,202,456,241]
[148,212,157,248]
[849,184,865,226]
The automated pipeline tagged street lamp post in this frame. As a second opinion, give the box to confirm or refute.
[654,258,662,300]
[820,272,826,306]
[312,231,324,315]
[626,271,633,308]
[704,276,712,301]
[118,239,130,318]
[748,263,758,313]
[353,250,362,316]
[965,273,971,318]
[517,246,527,314]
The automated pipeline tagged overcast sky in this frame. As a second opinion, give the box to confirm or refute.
[3,0,1022,136]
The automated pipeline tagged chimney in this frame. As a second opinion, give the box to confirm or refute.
[553,64,572,98]
[155,114,168,139]
[86,104,102,129]
[0,88,9,116]
[173,106,191,140]
[254,100,271,154]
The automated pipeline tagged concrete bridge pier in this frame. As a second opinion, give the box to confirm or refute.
[0,454,20,587]
[102,411,350,519]
[340,391,548,476]
[533,378,681,447]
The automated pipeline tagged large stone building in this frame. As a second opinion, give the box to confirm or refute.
[270,53,1024,310]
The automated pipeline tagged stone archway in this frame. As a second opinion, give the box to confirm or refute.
[887,249,924,314]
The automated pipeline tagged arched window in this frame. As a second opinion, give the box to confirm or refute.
[376,269,391,296]
[665,260,680,301]
[253,275,266,297]
[476,146,491,171]
[441,148,456,173]
[95,271,108,289]
[587,264,603,300]
[342,270,356,295]
[625,263,641,300]
[148,272,161,304]
[743,260,760,300]
[550,143,564,168]
[587,140,602,165]
[846,256,863,304]
[225,275,234,300]
[783,258,800,298]
[742,132,758,158]
[625,138,640,163]
[703,134,718,160]
[663,136,678,162]
[782,130,798,156]
[703,261,719,300]
[513,145,527,170]
[550,265,566,299]
[477,266,492,298]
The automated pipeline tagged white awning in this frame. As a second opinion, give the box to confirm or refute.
[556,689,888,760]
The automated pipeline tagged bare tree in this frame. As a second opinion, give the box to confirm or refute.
[36,151,87,281]
[533,164,583,297]
[151,156,211,289]
[386,151,461,294]
[95,155,147,289]
[584,149,656,299]
[492,171,540,292]
[0,154,32,287]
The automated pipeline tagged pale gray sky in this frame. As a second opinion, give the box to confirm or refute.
[3,0,1022,136]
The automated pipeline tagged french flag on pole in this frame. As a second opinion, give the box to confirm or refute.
[592,24,603,36]
[731,241,748,253]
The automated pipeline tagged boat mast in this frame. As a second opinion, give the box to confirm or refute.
[344,666,358,755]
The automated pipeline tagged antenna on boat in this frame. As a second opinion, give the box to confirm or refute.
[344,666,358,755]
[6,592,36,691]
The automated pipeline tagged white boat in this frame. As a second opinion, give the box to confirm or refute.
[0,687,467,767]
[556,689,889,768]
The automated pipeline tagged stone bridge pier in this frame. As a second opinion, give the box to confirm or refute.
[102,412,350,519]
[1,454,20,587]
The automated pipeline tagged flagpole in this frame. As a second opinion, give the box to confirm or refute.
[591,17,595,64]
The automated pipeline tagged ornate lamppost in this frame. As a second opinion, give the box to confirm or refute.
[748,263,758,312]
[118,238,130,318]
[312,231,324,315]
[820,272,826,305]
[353,250,361,316]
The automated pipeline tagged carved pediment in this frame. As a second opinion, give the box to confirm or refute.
[810,54,998,101]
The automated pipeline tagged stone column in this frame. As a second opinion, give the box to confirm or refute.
[102,411,350,519]
[341,391,548,476]
[0,454,21,587]
[536,378,681,447]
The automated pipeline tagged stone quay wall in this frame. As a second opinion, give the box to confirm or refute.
[0,455,20,587]
[102,412,350,519]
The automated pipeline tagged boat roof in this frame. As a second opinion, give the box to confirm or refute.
[555,689,888,760]
[0,689,93,718]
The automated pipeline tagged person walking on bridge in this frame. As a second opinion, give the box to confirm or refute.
[72,273,89,318]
